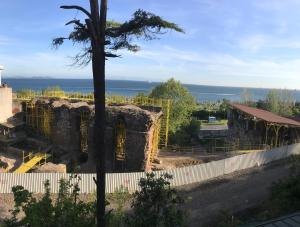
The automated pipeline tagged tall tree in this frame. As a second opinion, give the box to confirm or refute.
[240,88,253,106]
[265,89,295,116]
[149,78,196,134]
[53,1,183,226]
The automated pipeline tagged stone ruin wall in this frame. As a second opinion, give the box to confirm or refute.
[23,99,163,172]
[227,108,264,145]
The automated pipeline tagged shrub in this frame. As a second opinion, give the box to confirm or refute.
[106,186,130,227]
[127,173,187,227]
[4,174,186,227]
[269,175,300,216]
[4,175,96,227]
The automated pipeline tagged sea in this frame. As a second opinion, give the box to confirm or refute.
[3,78,300,102]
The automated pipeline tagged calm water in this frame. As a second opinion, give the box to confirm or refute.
[3,78,300,102]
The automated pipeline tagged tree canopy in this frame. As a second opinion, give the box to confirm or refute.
[264,89,295,117]
[53,9,184,65]
[149,78,197,134]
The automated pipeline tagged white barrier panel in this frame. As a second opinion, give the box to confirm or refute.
[1,143,300,194]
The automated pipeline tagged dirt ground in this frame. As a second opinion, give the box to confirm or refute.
[0,152,22,173]
[0,159,293,226]
[155,151,232,169]
[179,159,292,227]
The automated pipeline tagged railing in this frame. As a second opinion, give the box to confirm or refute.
[162,143,266,153]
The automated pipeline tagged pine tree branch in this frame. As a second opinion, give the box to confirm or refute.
[60,5,92,19]
[65,20,86,29]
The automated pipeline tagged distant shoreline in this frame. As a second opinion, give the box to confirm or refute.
[3,78,300,102]
[3,77,299,91]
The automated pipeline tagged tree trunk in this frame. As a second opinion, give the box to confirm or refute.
[89,0,107,226]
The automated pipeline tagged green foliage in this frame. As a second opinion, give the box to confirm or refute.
[149,78,197,135]
[106,186,131,227]
[133,92,148,102]
[127,173,187,227]
[264,89,295,116]
[42,86,65,97]
[292,102,300,116]
[269,175,300,216]
[240,89,255,106]
[193,101,228,120]
[169,118,200,146]
[4,174,186,227]
[16,89,35,98]
[53,7,184,65]
[4,175,96,227]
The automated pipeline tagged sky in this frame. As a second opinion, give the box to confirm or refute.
[1,0,300,89]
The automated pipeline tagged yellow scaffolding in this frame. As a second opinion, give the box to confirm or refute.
[14,152,50,173]
[114,118,126,171]
[150,119,161,162]
[20,94,171,148]
[24,102,53,140]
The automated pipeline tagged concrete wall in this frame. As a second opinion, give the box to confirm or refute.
[0,87,12,123]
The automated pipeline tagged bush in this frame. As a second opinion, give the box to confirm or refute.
[169,119,200,146]
[269,175,300,216]
[4,173,187,227]
[127,173,187,227]
[106,186,131,227]
[4,175,96,227]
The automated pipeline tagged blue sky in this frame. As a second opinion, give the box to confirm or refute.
[1,0,300,89]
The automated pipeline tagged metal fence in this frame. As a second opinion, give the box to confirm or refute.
[1,143,300,194]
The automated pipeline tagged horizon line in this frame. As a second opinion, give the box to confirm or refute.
[2,76,300,91]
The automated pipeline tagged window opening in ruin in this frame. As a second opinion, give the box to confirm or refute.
[80,111,89,153]
[41,105,53,140]
[114,117,126,170]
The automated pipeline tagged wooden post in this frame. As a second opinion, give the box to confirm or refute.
[265,123,270,147]
[273,125,282,148]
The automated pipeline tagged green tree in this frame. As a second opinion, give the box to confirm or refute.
[240,88,254,106]
[149,78,197,134]
[53,1,183,225]
[265,89,294,116]
[265,90,280,114]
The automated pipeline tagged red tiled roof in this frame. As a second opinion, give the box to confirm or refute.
[229,103,300,127]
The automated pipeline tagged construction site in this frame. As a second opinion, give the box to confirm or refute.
[0,81,172,173]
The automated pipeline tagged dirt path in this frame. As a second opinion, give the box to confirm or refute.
[179,160,292,227]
